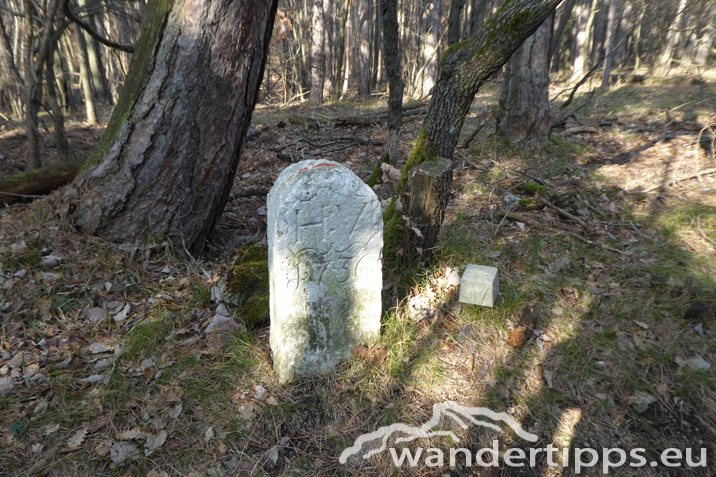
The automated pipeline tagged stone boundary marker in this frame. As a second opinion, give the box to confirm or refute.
[459,265,498,307]
[267,160,383,383]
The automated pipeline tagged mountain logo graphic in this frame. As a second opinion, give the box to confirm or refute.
[339,401,538,464]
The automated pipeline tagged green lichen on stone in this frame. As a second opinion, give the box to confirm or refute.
[222,244,269,328]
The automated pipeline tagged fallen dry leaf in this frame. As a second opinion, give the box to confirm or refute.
[117,429,143,440]
[109,441,139,463]
[95,439,113,456]
[66,427,88,449]
[145,430,168,455]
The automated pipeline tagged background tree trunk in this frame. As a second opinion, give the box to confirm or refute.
[421,0,441,97]
[381,0,404,164]
[322,0,334,97]
[357,0,371,96]
[550,0,576,70]
[571,0,593,79]
[60,0,279,254]
[74,24,97,125]
[658,0,687,74]
[496,14,553,143]
[448,0,465,46]
[601,0,617,89]
[310,0,325,103]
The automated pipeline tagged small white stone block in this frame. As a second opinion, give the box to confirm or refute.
[459,265,498,307]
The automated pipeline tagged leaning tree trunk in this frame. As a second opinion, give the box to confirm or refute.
[381,0,404,165]
[385,0,563,263]
[59,0,279,254]
[496,14,553,143]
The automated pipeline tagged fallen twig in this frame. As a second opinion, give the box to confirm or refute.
[453,149,485,171]
[562,126,599,137]
[460,114,489,149]
[540,198,597,233]
[493,210,631,255]
[643,168,716,192]
[551,103,587,129]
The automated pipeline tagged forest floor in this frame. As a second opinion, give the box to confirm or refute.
[1,72,716,477]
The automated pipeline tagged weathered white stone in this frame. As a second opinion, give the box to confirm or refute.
[459,265,499,307]
[268,160,382,383]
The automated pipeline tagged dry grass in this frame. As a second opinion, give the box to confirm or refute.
[1,73,716,477]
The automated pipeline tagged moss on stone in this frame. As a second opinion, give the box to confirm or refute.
[238,295,270,329]
[233,244,268,265]
[221,244,269,328]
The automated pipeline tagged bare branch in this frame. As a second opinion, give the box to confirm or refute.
[62,0,134,53]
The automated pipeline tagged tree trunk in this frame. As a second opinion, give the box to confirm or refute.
[694,3,716,65]
[383,0,563,263]
[334,0,349,100]
[658,0,687,74]
[310,0,325,103]
[45,43,71,162]
[59,0,279,254]
[0,15,24,120]
[550,0,576,70]
[23,0,61,169]
[448,0,466,46]
[74,24,98,125]
[406,159,452,259]
[322,0,334,97]
[381,0,404,165]
[571,0,593,79]
[612,0,631,67]
[496,14,553,143]
[371,1,382,90]
[421,0,442,97]
[601,0,618,89]
[357,0,371,96]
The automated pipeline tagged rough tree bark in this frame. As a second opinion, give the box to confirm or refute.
[385,0,563,261]
[496,14,553,143]
[59,0,279,254]
[381,0,404,165]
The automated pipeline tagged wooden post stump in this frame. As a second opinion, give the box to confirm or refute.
[406,159,452,258]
